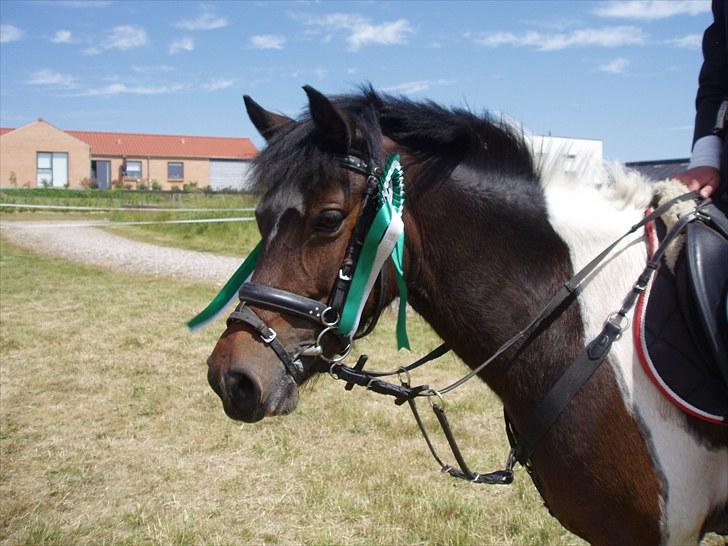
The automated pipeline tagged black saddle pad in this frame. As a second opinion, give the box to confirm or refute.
[634,217,728,424]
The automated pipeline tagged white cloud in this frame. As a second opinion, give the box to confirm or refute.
[0,24,23,43]
[76,83,186,97]
[169,37,194,54]
[598,57,629,74]
[105,25,147,50]
[51,30,74,43]
[349,18,413,50]
[595,0,710,20]
[382,79,454,95]
[26,69,78,88]
[308,13,414,51]
[174,11,228,31]
[202,79,234,91]
[471,26,646,51]
[668,33,702,50]
[132,65,174,73]
[81,46,101,56]
[250,34,286,50]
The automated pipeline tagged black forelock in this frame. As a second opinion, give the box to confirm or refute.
[249,86,537,199]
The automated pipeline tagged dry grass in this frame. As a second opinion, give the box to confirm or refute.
[0,239,585,545]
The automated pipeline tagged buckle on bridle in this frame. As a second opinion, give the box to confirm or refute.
[260,327,277,344]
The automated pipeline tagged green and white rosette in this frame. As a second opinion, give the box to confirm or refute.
[187,152,409,350]
[336,153,410,350]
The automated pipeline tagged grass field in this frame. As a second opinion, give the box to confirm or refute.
[0,238,585,545]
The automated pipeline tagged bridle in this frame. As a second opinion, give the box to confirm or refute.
[219,153,709,487]
[226,153,388,383]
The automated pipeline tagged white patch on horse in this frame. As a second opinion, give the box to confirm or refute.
[261,187,305,244]
[542,165,728,544]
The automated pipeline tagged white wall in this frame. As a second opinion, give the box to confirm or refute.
[527,135,603,180]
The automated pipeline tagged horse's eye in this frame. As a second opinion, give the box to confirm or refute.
[314,210,344,232]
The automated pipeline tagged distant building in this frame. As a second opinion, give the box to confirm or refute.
[527,135,604,179]
[0,119,258,191]
[624,158,690,181]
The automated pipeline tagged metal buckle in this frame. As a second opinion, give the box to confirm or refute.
[604,311,628,340]
[260,328,277,344]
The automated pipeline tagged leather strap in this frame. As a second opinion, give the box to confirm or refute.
[238,283,329,324]
[512,206,702,466]
[227,305,303,381]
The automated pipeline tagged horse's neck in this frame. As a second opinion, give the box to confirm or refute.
[405,168,651,407]
[405,169,576,372]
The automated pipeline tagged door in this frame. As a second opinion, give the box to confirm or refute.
[210,160,251,191]
[91,160,111,189]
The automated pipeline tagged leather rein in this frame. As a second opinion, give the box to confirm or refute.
[227,151,706,485]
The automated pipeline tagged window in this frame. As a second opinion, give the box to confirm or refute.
[37,152,68,187]
[167,162,184,180]
[124,160,142,179]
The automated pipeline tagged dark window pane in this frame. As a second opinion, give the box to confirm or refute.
[168,162,183,179]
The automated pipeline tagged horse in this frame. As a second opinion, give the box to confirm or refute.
[205,85,728,545]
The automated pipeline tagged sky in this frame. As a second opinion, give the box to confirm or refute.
[0,0,713,162]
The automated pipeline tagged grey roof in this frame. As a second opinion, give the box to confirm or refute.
[625,159,690,181]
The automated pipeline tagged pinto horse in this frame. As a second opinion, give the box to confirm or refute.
[206,86,727,545]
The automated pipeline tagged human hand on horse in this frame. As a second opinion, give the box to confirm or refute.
[673,165,721,198]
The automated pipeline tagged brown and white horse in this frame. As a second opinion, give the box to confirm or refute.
[206,86,728,545]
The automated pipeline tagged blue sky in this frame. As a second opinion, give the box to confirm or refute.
[0,0,712,161]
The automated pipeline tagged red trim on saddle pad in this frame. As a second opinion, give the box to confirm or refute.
[633,210,725,425]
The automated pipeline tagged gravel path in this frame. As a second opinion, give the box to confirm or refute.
[0,220,243,285]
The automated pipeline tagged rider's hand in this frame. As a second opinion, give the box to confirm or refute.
[672,166,721,198]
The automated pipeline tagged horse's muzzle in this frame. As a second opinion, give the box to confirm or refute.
[208,360,299,422]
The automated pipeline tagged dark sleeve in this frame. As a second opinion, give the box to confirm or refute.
[693,0,728,145]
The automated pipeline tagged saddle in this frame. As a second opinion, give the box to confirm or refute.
[634,201,728,424]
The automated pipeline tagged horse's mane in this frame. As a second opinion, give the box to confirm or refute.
[251,87,538,199]
[252,86,668,215]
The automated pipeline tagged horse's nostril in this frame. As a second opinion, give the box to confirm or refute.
[225,370,263,422]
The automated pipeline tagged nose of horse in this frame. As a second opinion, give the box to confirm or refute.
[219,367,265,423]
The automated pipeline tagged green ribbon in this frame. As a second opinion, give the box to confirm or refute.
[336,153,409,349]
[186,241,262,330]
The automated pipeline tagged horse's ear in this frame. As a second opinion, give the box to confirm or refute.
[303,85,351,154]
[243,95,293,141]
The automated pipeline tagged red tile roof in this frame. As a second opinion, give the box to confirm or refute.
[1,125,257,160]
[67,130,257,160]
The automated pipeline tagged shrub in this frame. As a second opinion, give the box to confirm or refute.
[136,181,148,191]
[151,180,162,192]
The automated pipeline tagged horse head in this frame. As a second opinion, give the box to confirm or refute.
[207,86,399,422]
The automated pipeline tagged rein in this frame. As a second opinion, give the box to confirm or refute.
[329,190,706,484]
[189,151,707,487]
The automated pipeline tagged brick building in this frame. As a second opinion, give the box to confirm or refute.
[0,119,257,191]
